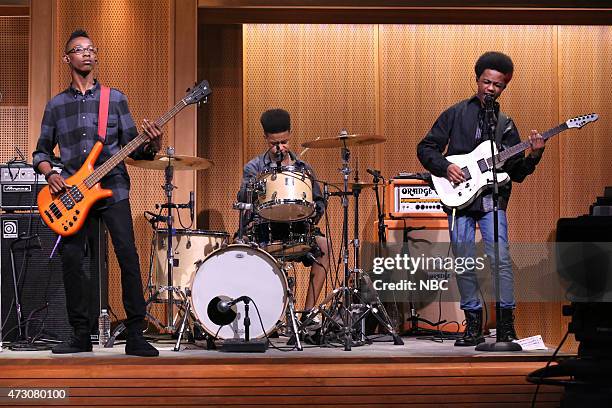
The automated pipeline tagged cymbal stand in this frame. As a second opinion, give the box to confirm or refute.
[142,147,184,330]
[314,130,354,350]
[163,146,179,331]
[347,171,403,345]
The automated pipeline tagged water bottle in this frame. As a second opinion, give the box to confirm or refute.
[98,309,110,348]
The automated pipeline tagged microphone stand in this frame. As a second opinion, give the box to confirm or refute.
[476,96,521,352]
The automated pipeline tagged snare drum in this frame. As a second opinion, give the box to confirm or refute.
[154,229,228,296]
[249,220,314,259]
[255,166,315,221]
[191,244,288,340]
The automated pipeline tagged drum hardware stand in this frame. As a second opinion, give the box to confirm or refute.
[233,201,253,243]
[173,288,194,351]
[281,274,303,351]
[162,146,178,331]
[321,132,403,350]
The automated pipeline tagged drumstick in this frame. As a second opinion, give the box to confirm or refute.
[299,136,321,158]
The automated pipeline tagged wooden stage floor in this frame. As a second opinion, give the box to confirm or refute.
[0,336,566,407]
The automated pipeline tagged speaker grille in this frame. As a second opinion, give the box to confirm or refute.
[0,213,106,343]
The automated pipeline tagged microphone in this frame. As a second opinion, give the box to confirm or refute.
[207,295,251,326]
[272,143,283,164]
[189,191,195,222]
[217,296,249,313]
[484,94,495,108]
[367,168,382,182]
[367,168,381,178]
[145,211,168,224]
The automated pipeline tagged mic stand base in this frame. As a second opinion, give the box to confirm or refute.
[217,338,268,353]
[475,340,522,352]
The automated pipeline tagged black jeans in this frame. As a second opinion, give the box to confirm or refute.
[60,199,145,336]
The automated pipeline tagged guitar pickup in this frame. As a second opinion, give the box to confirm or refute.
[69,186,84,202]
[44,210,55,223]
[49,202,62,218]
[59,193,75,210]
[462,167,472,181]
[477,159,489,173]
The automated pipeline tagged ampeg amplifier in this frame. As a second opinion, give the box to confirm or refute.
[0,164,60,210]
[387,176,445,218]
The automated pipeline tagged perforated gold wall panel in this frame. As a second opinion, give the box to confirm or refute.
[0,16,29,162]
[234,24,612,348]
[197,24,243,235]
[243,24,379,309]
[380,25,560,243]
[558,26,612,218]
[55,0,170,320]
[379,25,565,345]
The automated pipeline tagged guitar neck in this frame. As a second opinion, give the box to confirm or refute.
[489,122,568,167]
[84,100,187,187]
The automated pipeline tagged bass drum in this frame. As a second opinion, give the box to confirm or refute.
[191,244,287,340]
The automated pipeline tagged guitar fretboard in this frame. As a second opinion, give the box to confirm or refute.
[84,100,187,187]
[486,123,568,167]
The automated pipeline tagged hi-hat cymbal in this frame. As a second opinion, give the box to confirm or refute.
[126,154,214,171]
[302,134,386,149]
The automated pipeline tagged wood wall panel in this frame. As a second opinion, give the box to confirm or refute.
[54,0,171,321]
[197,24,243,234]
[379,25,564,344]
[234,24,611,345]
[243,24,379,309]
[0,16,28,163]
[558,26,612,218]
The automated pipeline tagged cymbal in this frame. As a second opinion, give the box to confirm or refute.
[126,154,214,171]
[302,134,386,149]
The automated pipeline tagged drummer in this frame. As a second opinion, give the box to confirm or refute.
[238,108,329,320]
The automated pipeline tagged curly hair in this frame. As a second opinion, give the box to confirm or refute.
[475,51,514,80]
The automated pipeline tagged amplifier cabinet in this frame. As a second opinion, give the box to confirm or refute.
[0,213,107,343]
[0,165,60,211]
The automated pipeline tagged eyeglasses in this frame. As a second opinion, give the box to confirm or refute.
[67,46,98,55]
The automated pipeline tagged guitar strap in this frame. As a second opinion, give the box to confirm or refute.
[97,85,111,142]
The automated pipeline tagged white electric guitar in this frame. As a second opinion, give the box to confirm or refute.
[431,113,599,209]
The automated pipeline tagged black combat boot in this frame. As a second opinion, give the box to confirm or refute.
[455,309,484,347]
[497,308,518,342]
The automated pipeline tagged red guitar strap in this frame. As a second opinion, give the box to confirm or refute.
[97,85,111,142]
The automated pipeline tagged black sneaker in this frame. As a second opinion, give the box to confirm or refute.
[52,335,92,354]
[125,334,159,357]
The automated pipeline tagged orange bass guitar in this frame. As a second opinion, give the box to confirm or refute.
[37,81,211,236]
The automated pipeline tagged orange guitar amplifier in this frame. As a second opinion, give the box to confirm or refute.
[386,177,445,219]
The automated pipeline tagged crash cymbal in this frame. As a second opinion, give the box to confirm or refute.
[302,134,386,149]
[126,154,214,171]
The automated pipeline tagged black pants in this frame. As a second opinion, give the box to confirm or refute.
[60,199,145,336]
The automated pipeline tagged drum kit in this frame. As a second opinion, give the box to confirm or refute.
[124,131,402,352]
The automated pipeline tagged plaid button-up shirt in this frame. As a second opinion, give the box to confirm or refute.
[33,81,154,207]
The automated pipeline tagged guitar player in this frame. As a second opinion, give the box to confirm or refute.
[416,51,546,347]
[32,30,161,356]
